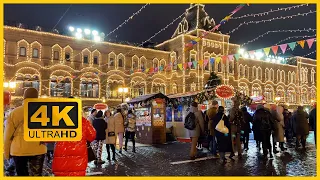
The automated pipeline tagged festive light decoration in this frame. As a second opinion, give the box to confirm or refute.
[275,35,316,45]
[227,10,316,35]
[241,28,316,47]
[185,4,248,49]
[231,4,308,20]
[105,4,150,38]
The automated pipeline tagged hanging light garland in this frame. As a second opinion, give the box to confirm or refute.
[227,10,316,35]
[231,4,308,20]
[275,34,316,45]
[241,28,316,47]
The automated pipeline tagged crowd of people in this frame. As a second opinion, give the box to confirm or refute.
[185,100,316,163]
[3,87,137,176]
[3,87,316,175]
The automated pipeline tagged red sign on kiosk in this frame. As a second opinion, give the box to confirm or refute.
[215,85,234,99]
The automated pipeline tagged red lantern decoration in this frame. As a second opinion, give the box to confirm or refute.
[4,91,11,106]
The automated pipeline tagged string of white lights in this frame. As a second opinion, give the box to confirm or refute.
[227,10,316,35]
[301,50,316,58]
[105,4,150,38]
[240,28,316,47]
[275,35,316,45]
[231,4,308,20]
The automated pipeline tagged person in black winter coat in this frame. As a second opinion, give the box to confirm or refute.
[212,106,233,163]
[253,104,274,159]
[241,107,252,151]
[92,110,107,164]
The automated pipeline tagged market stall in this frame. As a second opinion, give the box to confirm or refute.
[127,93,169,144]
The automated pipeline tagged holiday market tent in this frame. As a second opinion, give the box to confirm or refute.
[127,93,169,144]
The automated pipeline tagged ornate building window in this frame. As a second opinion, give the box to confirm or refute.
[140,56,147,71]
[82,49,91,64]
[15,74,40,96]
[153,58,159,69]
[265,68,270,81]
[80,79,99,98]
[287,87,296,103]
[83,56,89,64]
[130,78,146,98]
[252,66,257,79]
[228,60,234,74]
[53,51,59,60]
[17,39,29,59]
[270,69,274,81]
[203,52,210,71]
[30,41,41,60]
[50,76,71,97]
[132,55,139,71]
[32,48,39,58]
[108,52,116,68]
[172,83,177,94]
[217,61,222,73]
[19,47,26,56]
[311,68,315,84]
[152,79,166,94]
[291,72,296,84]
[170,52,177,70]
[301,88,308,104]
[252,84,261,97]
[238,82,249,96]
[281,70,285,84]
[189,50,197,69]
[160,59,166,72]
[191,82,196,91]
[63,45,73,62]
[117,53,125,69]
[264,85,274,103]
[276,86,285,102]
[310,88,316,102]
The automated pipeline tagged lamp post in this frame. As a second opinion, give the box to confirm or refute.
[118,87,128,103]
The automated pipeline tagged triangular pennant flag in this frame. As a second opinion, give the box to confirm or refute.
[150,67,154,73]
[279,44,288,54]
[194,37,201,42]
[178,64,183,70]
[222,56,228,63]
[183,63,188,70]
[306,38,315,49]
[191,40,197,45]
[271,46,279,55]
[228,55,234,61]
[263,47,271,56]
[297,40,305,49]
[159,66,163,71]
[204,59,209,67]
[234,54,240,61]
[216,57,221,63]
[210,57,215,64]
[287,42,296,51]
[199,60,203,66]
[155,67,158,72]
[192,61,198,68]
[188,62,193,68]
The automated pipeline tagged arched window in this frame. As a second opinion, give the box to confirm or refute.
[82,49,91,64]
[50,76,71,97]
[17,39,29,58]
[288,71,291,83]
[160,59,166,72]
[252,66,257,79]
[311,68,315,84]
[217,61,222,73]
[117,53,125,69]
[92,50,101,65]
[131,78,146,98]
[191,82,196,91]
[229,60,234,74]
[270,69,274,81]
[238,83,249,96]
[287,87,296,103]
[152,79,166,94]
[108,52,116,68]
[172,83,177,94]
[281,70,285,83]
[265,68,270,81]
[30,41,41,60]
[63,45,73,62]
[80,78,99,98]
[301,88,308,104]
[239,64,244,77]
[277,70,281,82]
[264,85,274,103]
[189,50,197,69]
[170,52,177,70]
[203,52,210,71]
[52,44,62,61]
[15,74,40,96]
[276,86,285,102]
[291,72,296,83]
[153,58,159,69]
[252,84,261,97]
[131,55,139,71]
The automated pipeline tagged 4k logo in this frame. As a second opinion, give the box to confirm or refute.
[24,98,82,141]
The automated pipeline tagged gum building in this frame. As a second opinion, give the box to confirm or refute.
[3,4,316,107]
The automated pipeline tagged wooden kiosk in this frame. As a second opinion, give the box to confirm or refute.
[127,93,169,144]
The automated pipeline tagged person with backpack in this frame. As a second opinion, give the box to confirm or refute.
[229,99,244,159]
[184,102,204,160]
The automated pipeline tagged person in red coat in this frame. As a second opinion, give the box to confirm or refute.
[52,117,96,176]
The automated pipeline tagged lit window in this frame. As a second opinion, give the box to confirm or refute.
[54,51,59,60]
[19,47,26,56]
[32,48,39,58]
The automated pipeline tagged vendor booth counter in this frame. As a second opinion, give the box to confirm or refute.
[128,93,169,144]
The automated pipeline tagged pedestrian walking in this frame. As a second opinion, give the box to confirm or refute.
[92,110,107,165]
[271,106,285,152]
[87,109,97,125]
[229,99,244,159]
[207,100,219,156]
[252,106,262,151]
[253,104,274,158]
[213,106,233,163]
[292,106,309,150]
[241,106,252,151]
[184,102,204,160]
[4,88,47,176]
[124,110,137,153]
[114,108,125,154]
[105,110,117,161]
[309,105,316,146]
[52,116,96,176]
[283,109,293,141]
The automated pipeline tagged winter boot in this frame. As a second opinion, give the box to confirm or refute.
[273,143,279,153]
[280,142,287,151]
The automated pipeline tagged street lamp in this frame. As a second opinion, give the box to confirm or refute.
[118,87,128,103]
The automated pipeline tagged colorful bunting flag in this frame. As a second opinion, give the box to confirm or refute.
[271,46,279,55]
[279,44,288,54]
[183,63,188,70]
[204,59,209,67]
[191,40,197,45]
[222,55,228,63]
[263,47,271,56]
[216,57,221,64]
[234,54,240,61]
[155,67,158,72]
[192,61,198,68]
[199,60,203,66]
[150,67,154,73]
[228,55,234,61]
[188,62,193,68]
[297,40,305,49]
[306,38,315,49]
[178,64,183,70]
[287,42,296,51]
[210,57,215,64]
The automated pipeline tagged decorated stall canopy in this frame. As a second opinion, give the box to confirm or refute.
[128,93,170,106]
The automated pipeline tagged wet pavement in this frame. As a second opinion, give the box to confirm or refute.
[5,132,316,176]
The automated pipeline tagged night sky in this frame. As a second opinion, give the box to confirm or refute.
[4,4,316,59]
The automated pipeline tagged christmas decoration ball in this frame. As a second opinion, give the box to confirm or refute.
[4,91,11,106]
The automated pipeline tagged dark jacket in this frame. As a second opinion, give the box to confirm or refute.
[93,117,107,140]
[293,110,309,135]
[241,111,252,134]
[212,112,232,152]
[309,108,316,131]
[253,108,274,132]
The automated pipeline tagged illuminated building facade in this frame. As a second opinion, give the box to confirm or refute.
[3,4,316,107]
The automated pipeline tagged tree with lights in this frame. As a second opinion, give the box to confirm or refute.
[205,72,221,89]
[196,72,221,103]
